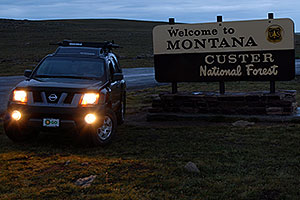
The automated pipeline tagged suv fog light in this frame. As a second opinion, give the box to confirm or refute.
[85,114,96,124]
[11,110,21,121]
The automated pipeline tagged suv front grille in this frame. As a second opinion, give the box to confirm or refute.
[64,93,74,104]
[45,92,62,104]
[32,91,43,103]
[29,90,82,107]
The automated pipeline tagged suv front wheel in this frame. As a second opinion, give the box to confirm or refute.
[90,109,117,146]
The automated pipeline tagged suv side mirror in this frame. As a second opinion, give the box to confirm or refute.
[24,70,32,78]
[112,73,123,82]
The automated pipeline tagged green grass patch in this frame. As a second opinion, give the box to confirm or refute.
[0,122,299,199]
[1,81,300,199]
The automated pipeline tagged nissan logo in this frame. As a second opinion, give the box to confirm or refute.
[48,94,58,102]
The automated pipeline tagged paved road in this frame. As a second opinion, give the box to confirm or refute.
[122,67,162,89]
[0,67,162,114]
[296,59,300,75]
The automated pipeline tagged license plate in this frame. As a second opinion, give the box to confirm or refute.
[43,118,60,127]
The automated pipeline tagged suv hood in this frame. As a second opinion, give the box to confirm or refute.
[15,77,105,91]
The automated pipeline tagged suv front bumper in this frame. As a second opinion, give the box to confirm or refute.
[4,104,107,131]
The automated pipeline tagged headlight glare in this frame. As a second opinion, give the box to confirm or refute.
[13,90,27,103]
[11,110,22,121]
[85,113,96,124]
[81,93,99,106]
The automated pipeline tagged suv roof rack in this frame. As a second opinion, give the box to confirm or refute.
[50,40,120,50]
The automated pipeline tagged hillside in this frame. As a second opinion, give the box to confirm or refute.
[0,19,165,75]
[0,19,299,75]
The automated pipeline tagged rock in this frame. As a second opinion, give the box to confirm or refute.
[184,161,200,173]
[232,120,255,127]
[81,162,89,166]
[136,55,144,59]
[266,107,284,115]
[64,160,71,166]
[75,175,97,187]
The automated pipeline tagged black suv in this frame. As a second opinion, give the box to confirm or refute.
[3,40,126,146]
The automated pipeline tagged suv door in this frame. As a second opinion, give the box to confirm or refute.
[108,60,121,111]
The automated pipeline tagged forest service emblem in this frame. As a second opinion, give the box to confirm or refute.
[266,25,283,43]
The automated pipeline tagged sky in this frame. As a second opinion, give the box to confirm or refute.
[1,0,300,32]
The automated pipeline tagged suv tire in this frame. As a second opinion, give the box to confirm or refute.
[91,109,117,146]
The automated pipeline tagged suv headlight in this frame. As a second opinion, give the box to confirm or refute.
[13,90,27,103]
[80,93,99,106]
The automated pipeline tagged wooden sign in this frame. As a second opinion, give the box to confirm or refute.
[153,18,295,82]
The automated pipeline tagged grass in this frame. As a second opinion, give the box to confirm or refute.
[1,19,300,199]
[1,82,300,199]
[0,121,299,199]
[0,19,300,75]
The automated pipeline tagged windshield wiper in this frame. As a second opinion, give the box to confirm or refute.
[34,75,100,80]
[34,75,56,78]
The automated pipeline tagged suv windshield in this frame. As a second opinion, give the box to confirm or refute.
[33,57,105,80]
